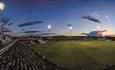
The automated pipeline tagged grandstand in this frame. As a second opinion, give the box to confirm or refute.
[0,35,68,70]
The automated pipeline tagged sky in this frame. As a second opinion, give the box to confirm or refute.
[1,0,115,35]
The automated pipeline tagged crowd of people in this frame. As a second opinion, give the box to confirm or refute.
[0,40,68,70]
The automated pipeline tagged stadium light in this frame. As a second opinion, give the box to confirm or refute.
[48,24,51,30]
[68,25,72,36]
[0,2,5,34]
[69,26,72,30]
[0,2,5,11]
[97,26,100,30]
[48,24,52,32]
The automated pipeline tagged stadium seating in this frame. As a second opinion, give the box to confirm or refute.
[0,40,68,70]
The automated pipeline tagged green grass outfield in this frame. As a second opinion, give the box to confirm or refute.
[32,40,115,70]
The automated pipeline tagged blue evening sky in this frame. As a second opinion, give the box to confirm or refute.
[1,0,115,35]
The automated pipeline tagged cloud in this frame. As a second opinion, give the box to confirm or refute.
[102,29,112,36]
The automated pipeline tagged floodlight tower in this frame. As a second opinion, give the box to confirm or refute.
[69,26,72,31]
[68,25,72,39]
[0,2,5,34]
[97,26,100,30]
[48,24,51,32]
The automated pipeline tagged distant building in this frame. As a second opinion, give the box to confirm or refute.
[82,30,108,37]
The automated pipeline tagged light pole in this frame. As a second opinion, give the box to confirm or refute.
[0,2,5,47]
[67,24,73,40]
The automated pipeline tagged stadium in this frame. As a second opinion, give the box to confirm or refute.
[1,0,115,70]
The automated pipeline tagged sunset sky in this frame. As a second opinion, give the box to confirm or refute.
[1,0,115,35]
